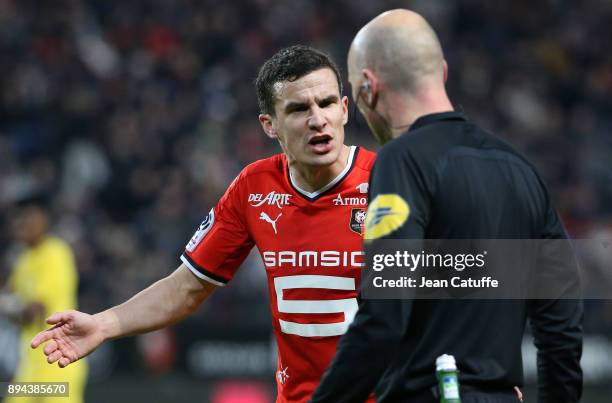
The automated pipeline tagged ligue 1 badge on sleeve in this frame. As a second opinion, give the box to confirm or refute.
[186,208,215,252]
[350,208,367,234]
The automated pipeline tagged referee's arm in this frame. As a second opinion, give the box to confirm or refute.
[312,299,412,403]
[311,149,429,403]
[529,203,583,403]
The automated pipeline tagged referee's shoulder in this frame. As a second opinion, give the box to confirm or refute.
[476,125,543,173]
[376,123,445,163]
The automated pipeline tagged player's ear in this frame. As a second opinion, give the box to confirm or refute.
[341,95,349,125]
[259,114,278,139]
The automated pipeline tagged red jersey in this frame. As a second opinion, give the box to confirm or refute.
[181,146,376,403]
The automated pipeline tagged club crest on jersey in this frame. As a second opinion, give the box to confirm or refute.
[249,191,292,208]
[350,208,367,234]
[186,208,215,252]
[333,193,368,206]
[364,194,410,240]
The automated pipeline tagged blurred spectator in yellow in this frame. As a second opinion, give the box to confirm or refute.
[2,195,87,403]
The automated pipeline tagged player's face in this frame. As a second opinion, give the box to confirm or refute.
[260,68,349,168]
[13,206,48,246]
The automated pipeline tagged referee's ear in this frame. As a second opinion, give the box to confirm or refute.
[361,68,379,109]
[443,60,448,84]
[259,113,278,139]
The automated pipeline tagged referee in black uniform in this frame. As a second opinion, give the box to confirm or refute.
[311,9,582,403]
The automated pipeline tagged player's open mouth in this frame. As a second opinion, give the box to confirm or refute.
[308,134,333,154]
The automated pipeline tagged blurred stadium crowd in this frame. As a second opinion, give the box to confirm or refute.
[1,0,611,376]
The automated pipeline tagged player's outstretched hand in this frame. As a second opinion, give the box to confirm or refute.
[30,310,104,368]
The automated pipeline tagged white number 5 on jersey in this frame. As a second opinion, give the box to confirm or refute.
[274,275,358,337]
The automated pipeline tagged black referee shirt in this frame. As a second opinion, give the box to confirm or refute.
[311,112,582,403]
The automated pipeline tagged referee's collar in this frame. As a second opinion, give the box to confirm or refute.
[409,111,467,132]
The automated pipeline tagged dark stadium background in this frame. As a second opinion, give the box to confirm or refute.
[0,1,611,402]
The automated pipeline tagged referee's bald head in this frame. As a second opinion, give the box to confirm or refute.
[348,9,445,93]
[348,9,453,143]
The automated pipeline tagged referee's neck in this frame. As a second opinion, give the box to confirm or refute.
[385,89,454,139]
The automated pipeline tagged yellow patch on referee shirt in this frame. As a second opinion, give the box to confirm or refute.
[364,194,410,240]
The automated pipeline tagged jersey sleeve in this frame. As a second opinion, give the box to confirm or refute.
[364,146,431,240]
[181,174,254,286]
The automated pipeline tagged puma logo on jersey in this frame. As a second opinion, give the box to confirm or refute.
[260,212,282,234]
[333,193,367,206]
[249,192,292,208]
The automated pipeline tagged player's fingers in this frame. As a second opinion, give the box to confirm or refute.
[31,330,54,349]
[46,311,70,325]
[43,340,58,356]
[47,350,63,364]
[58,357,71,368]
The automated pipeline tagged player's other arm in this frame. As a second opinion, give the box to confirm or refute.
[31,167,251,368]
[31,264,216,368]
[96,263,217,338]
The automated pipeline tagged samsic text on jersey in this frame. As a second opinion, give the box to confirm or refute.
[181,146,376,403]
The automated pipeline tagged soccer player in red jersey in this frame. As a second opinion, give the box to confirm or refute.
[30,46,376,403]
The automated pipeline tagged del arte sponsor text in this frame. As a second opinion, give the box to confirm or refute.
[263,250,365,268]
[249,191,292,207]
[373,276,499,288]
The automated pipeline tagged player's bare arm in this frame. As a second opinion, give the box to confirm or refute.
[30,264,216,368]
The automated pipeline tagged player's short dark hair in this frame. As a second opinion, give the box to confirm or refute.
[255,45,343,116]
